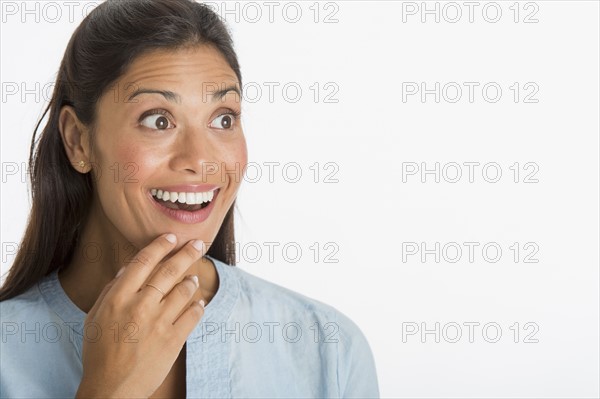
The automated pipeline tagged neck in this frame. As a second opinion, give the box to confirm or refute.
[58,200,219,314]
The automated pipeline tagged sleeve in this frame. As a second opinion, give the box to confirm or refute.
[335,310,380,398]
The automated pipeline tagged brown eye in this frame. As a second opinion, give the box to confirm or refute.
[220,115,232,129]
[210,113,238,130]
[140,112,174,130]
[155,116,169,129]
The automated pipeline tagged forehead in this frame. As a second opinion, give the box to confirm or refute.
[113,45,239,99]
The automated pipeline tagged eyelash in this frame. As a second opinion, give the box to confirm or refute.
[138,108,241,131]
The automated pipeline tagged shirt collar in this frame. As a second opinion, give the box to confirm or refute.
[38,254,239,341]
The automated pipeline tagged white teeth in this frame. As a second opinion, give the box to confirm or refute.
[152,188,217,204]
[186,192,196,205]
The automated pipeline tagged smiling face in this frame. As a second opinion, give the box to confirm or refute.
[85,45,247,250]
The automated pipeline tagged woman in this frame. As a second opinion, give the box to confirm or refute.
[0,0,379,397]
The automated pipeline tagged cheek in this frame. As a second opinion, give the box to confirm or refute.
[97,138,155,195]
[222,136,248,182]
[115,144,151,182]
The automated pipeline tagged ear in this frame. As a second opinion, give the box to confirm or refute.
[58,106,91,173]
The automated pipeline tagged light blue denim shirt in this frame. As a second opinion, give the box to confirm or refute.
[1,255,379,398]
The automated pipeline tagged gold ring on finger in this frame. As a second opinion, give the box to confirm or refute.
[145,283,166,297]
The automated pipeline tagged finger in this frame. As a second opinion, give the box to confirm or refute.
[141,240,205,302]
[161,275,201,322]
[113,233,178,294]
[172,300,205,341]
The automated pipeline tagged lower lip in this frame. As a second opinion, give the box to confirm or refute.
[148,189,219,224]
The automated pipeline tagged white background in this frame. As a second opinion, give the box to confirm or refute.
[1,1,599,397]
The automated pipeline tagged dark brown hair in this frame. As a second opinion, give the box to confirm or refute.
[0,0,242,301]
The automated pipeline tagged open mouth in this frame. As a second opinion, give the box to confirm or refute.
[150,188,218,212]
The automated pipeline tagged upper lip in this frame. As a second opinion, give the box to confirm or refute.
[151,184,220,193]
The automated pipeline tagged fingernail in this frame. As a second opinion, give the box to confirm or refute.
[199,299,205,308]
[165,233,176,243]
[190,275,199,287]
[116,267,125,278]
[192,240,204,252]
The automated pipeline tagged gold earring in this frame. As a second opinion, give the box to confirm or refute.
[78,160,86,168]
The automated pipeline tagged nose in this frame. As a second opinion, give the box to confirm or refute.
[168,126,218,179]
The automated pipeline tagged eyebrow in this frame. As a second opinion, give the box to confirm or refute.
[126,85,241,103]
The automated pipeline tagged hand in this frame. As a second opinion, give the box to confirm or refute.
[75,234,206,398]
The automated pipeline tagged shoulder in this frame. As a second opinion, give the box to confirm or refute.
[0,274,67,344]
[0,278,82,398]
[223,263,380,397]
[0,281,47,321]
[224,262,370,341]
[0,280,57,348]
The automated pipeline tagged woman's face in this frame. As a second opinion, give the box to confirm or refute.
[87,45,247,251]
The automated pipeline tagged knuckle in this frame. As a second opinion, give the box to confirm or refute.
[175,280,194,297]
[132,252,152,268]
[159,263,179,279]
[100,299,120,318]
[131,300,152,321]
[153,320,170,337]
[106,293,126,311]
